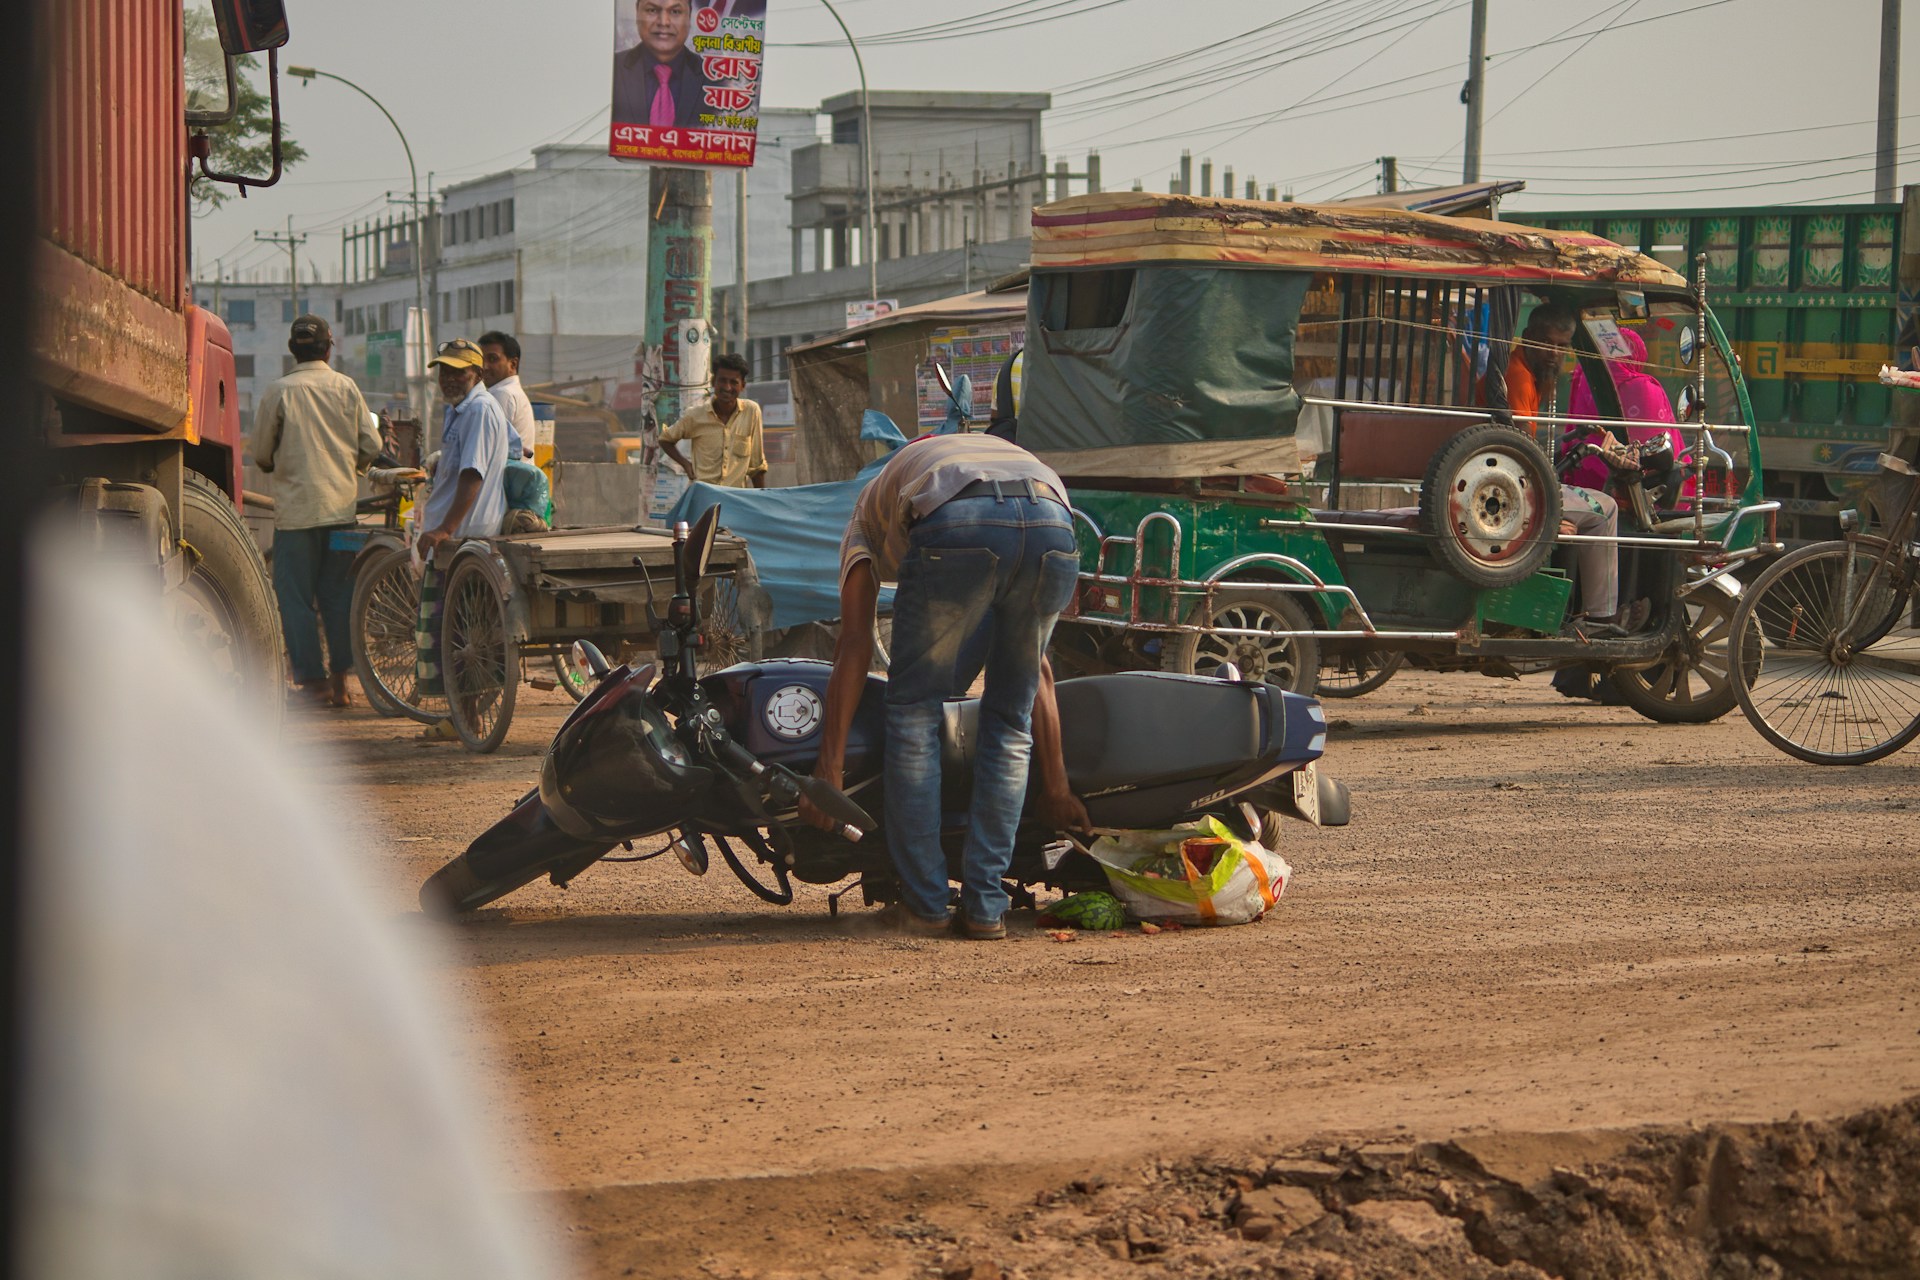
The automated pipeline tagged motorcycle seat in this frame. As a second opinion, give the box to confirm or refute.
[939,671,1275,796]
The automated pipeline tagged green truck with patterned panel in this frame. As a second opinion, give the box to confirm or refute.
[1018,192,1777,721]
[1529,204,1903,544]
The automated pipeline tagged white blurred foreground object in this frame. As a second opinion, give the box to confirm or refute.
[1879,364,1920,389]
[20,536,569,1279]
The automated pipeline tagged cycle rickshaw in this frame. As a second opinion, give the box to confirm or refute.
[346,470,761,752]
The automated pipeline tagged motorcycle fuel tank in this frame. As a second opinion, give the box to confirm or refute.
[704,659,887,774]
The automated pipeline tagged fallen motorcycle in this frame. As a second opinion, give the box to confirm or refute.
[419,505,1350,920]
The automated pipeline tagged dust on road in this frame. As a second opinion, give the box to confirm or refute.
[300,668,1920,1278]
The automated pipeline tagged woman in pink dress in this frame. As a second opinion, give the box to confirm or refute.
[1563,327,1689,496]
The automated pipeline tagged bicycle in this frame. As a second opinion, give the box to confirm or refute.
[1730,449,1920,765]
[347,467,448,724]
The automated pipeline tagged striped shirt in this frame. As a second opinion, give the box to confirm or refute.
[840,433,1068,584]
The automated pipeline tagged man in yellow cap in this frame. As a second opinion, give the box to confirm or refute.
[413,338,510,727]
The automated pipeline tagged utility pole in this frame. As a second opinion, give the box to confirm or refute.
[1462,0,1488,183]
[646,167,714,513]
[254,215,306,328]
[1880,0,1903,203]
[1379,156,1399,194]
[736,169,749,364]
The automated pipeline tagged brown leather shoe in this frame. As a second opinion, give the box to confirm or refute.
[856,903,950,937]
[957,913,1007,941]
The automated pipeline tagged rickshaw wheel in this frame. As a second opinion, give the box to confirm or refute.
[1162,591,1320,694]
[350,545,447,725]
[697,573,766,675]
[551,648,591,703]
[1607,588,1758,724]
[1419,424,1561,588]
[1319,647,1406,698]
[442,557,518,753]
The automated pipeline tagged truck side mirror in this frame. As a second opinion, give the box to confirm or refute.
[210,0,289,53]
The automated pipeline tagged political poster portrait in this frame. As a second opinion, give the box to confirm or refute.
[609,0,768,169]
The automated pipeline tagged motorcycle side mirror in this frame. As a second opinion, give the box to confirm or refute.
[571,639,611,680]
[685,503,722,582]
[935,363,954,397]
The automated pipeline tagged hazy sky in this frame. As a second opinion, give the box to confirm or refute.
[196,0,1914,284]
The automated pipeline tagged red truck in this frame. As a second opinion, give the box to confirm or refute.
[30,0,293,713]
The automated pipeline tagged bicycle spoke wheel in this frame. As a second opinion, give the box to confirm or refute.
[696,573,763,676]
[1733,541,1920,765]
[350,547,446,724]
[1319,648,1405,698]
[443,559,517,753]
[551,647,591,703]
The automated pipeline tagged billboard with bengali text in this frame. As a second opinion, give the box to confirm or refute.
[609,0,767,169]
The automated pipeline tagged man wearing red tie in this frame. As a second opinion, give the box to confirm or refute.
[612,0,705,131]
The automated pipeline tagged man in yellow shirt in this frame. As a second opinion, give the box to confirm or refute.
[659,353,767,488]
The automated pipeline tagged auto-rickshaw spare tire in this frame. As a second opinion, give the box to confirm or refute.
[1418,424,1561,589]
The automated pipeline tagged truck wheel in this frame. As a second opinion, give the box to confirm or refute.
[178,471,284,729]
[1161,591,1320,694]
[1419,424,1561,588]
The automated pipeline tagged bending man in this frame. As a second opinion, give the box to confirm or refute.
[800,432,1090,939]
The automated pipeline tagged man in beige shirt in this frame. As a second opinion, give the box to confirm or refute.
[659,352,767,488]
[249,314,382,707]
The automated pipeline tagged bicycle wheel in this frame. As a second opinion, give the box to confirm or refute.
[350,546,447,724]
[552,647,591,703]
[442,557,518,753]
[1319,647,1405,698]
[1732,540,1920,765]
[696,573,764,675]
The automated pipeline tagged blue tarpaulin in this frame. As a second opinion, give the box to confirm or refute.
[668,411,908,629]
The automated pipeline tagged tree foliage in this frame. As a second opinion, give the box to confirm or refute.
[186,8,306,215]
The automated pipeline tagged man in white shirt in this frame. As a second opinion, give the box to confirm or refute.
[478,330,534,461]
[480,330,549,530]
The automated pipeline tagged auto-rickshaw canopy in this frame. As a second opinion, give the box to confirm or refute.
[1019,192,1688,479]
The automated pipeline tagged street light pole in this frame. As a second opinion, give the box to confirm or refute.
[287,66,430,434]
[816,0,878,304]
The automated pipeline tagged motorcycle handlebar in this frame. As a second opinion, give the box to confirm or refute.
[796,774,874,841]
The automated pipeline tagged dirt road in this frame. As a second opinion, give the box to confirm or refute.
[302,670,1920,1277]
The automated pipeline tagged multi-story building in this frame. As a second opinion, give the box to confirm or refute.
[718,90,1105,383]
[190,279,347,422]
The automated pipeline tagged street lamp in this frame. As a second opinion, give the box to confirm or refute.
[286,65,431,434]
[815,0,878,305]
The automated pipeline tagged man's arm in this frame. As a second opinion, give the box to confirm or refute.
[352,391,382,471]
[800,561,879,830]
[416,470,484,561]
[660,439,695,478]
[249,384,282,473]
[747,413,768,489]
[658,413,697,478]
[1030,657,1093,833]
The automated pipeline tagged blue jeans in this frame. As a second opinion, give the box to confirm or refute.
[272,525,355,684]
[884,489,1080,924]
